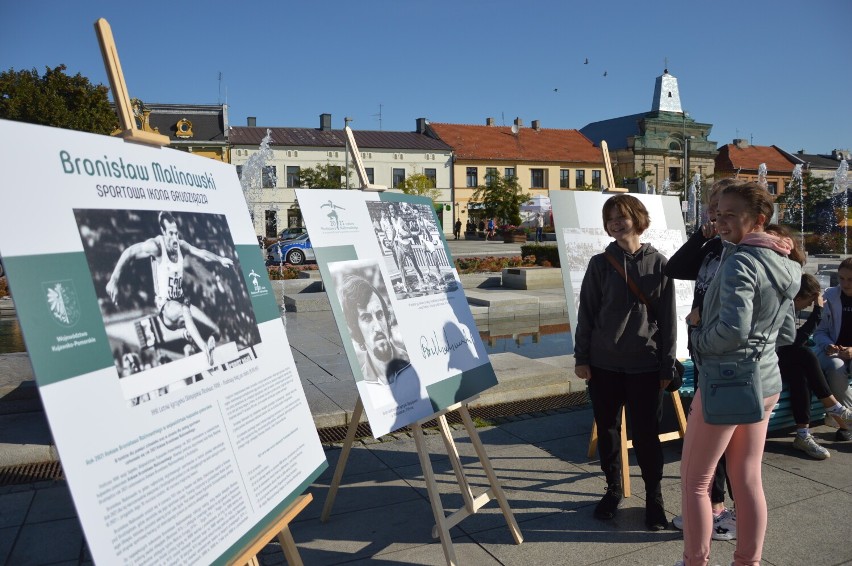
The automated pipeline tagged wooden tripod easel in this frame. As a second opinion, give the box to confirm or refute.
[586,389,688,497]
[94,18,312,565]
[321,397,523,566]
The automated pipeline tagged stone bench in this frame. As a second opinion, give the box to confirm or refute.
[501,267,563,290]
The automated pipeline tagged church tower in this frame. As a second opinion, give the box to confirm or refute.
[651,69,683,114]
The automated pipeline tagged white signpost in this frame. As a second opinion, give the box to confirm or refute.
[0,118,326,564]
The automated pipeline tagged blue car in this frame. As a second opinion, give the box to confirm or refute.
[266,234,315,265]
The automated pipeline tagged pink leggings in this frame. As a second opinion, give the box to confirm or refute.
[680,389,779,566]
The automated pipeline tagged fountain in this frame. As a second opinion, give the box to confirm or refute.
[686,172,701,230]
[661,179,670,195]
[787,164,804,249]
[757,163,768,189]
[833,159,850,255]
[239,128,278,235]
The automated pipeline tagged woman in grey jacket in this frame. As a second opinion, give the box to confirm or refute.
[677,182,800,566]
[574,194,677,531]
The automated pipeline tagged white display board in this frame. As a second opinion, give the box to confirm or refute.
[0,120,326,564]
[297,189,498,437]
[550,191,693,360]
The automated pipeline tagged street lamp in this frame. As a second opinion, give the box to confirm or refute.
[682,111,689,189]
[344,116,353,189]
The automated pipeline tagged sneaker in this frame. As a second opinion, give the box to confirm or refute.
[829,406,852,429]
[825,413,840,428]
[712,508,737,541]
[836,428,852,442]
[672,514,684,530]
[793,433,831,460]
[594,486,623,520]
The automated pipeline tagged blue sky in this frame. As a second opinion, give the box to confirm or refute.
[1,1,849,157]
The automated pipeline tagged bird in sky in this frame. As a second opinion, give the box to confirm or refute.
[584,58,589,64]
[603,71,608,77]
[553,88,558,93]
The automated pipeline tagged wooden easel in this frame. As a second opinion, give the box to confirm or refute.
[586,389,688,497]
[94,18,312,565]
[600,140,628,193]
[321,397,523,566]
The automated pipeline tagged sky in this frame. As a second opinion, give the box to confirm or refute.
[1,0,849,157]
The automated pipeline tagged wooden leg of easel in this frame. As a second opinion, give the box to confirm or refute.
[413,422,458,566]
[458,406,523,544]
[320,398,364,522]
[671,390,688,437]
[277,527,303,566]
[587,420,598,459]
[245,557,260,566]
[437,415,475,510]
[620,406,631,498]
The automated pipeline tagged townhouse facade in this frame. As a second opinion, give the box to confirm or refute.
[714,140,797,195]
[426,119,603,228]
[230,114,453,237]
[142,103,229,162]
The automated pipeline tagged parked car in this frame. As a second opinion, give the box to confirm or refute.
[265,234,315,265]
[278,226,307,240]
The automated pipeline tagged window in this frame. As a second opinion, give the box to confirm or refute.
[466,167,478,187]
[560,169,570,188]
[286,166,300,188]
[265,210,277,238]
[576,170,586,187]
[424,168,437,187]
[365,167,375,184]
[392,168,405,188]
[504,167,516,179]
[668,167,680,182]
[766,182,777,195]
[235,165,243,179]
[592,170,602,189]
[530,169,545,189]
[485,167,498,183]
[262,165,277,188]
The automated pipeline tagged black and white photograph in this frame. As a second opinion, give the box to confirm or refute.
[73,208,262,400]
[367,201,457,300]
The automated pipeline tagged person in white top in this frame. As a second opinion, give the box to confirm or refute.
[106,211,234,365]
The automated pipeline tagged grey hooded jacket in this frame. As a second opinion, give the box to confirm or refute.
[692,241,801,398]
[574,241,677,378]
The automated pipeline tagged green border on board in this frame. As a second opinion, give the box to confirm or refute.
[3,253,113,385]
[211,461,327,566]
[425,363,498,412]
[235,244,281,324]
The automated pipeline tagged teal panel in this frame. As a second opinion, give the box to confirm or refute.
[3,253,113,385]
[235,244,280,324]
[312,245,364,382]
[212,460,327,565]
[425,363,498,412]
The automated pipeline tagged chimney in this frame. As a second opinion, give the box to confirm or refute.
[416,117,428,134]
[532,120,541,131]
[733,138,749,149]
[319,113,332,131]
[514,117,523,128]
[247,116,256,127]
[486,117,495,126]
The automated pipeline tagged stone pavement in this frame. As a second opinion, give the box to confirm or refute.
[1,241,852,564]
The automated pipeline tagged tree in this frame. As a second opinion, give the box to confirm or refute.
[401,171,441,202]
[470,171,529,226]
[776,170,833,229]
[0,65,116,134]
[298,163,346,188]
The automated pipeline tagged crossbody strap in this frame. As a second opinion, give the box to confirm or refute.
[605,251,656,320]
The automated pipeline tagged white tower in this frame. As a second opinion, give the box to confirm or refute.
[652,69,683,113]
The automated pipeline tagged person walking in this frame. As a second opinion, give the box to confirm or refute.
[574,194,677,531]
[535,213,544,243]
[677,181,801,566]
[453,218,462,240]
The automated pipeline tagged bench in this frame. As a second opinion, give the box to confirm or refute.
[679,359,826,432]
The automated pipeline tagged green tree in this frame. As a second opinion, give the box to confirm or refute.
[777,170,833,227]
[0,65,116,134]
[401,171,441,202]
[298,163,346,188]
[470,171,529,226]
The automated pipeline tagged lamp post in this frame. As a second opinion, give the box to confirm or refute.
[344,116,353,189]
[682,111,689,191]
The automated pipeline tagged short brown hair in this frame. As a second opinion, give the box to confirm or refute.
[839,258,852,272]
[708,177,737,202]
[720,181,774,228]
[796,273,821,300]
[602,194,650,236]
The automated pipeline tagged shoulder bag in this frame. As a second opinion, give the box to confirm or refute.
[604,252,684,391]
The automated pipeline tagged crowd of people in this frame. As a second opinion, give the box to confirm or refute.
[573,182,852,566]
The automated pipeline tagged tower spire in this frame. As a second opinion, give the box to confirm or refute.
[651,68,682,113]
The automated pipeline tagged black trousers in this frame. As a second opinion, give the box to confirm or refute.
[778,344,833,426]
[587,367,664,493]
